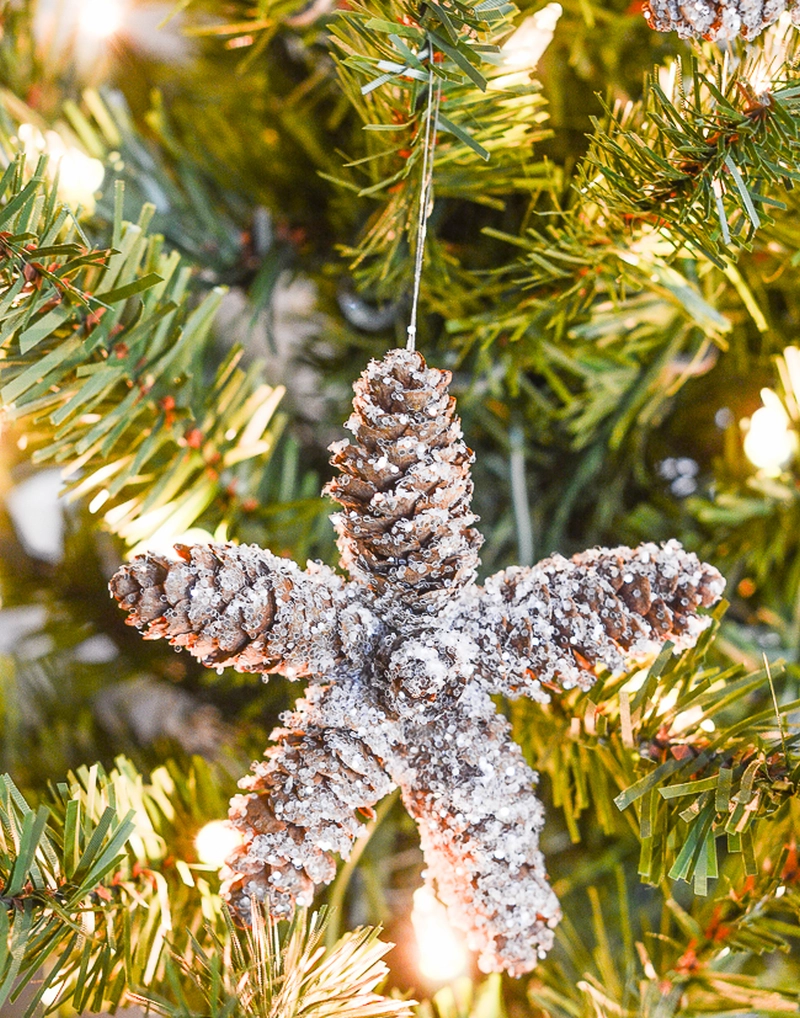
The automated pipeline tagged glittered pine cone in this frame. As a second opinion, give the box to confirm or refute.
[222,702,393,920]
[109,542,345,676]
[643,0,799,40]
[324,348,483,615]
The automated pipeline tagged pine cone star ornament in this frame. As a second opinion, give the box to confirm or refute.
[110,349,725,976]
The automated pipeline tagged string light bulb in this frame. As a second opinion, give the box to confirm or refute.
[195,820,244,868]
[492,4,561,88]
[411,886,469,983]
[78,0,126,40]
[17,124,104,213]
[743,387,796,476]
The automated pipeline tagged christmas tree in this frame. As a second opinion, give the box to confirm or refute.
[2,1,800,1016]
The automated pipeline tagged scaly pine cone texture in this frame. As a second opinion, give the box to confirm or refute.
[325,348,483,615]
[109,542,345,676]
[110,347,726,976]
[643,0,799,40]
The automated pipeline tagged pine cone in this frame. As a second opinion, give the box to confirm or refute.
[109,543,345,676]
[324,348,483,615]
[223,687,393,919]
[399,687,560,976]
[463,540,725,701]
[643,0,798,40]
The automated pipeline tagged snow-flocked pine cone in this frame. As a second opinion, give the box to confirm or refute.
[458,540,725,702]
[324,347,482,615]
[223,687,393,919]
[397,684,561,975]
[109,346,727,978]
[643,0,799,39]
[109,542,346,677]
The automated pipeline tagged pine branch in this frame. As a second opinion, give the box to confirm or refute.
[0,754,367,1015]
[529,860,800,1018]
[511,604,799,898]
[0,159,285,550]
[136,904,413,1018]
[1,751,410,1018]
[54,87,280,297]
[0,756,225,1016]
[327,0,555,298]
[682,342,800,612]
[582,40,800,262]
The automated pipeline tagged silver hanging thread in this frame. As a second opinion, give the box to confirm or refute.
[407,56,442,352]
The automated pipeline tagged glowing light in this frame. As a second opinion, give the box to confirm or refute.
[17,123,105,214]
[411,886,469,983]
[657,60,679,98]
[746,11,794,97]
[672,704,702,731]
[743,388,796,476]
[41,980,67,1009]
[78,0,125,40]
[502,3,561,68]
[621,668,649,694]
[657,688,679,715]
[492,4,561,88]
[671,704,716,733]
[195,820,244,868]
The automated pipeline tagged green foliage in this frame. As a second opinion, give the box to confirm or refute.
[0,755,229,1016]
[530,864,800,1018]
[505,608,800,1018]
[1,756,412,1018]
[0,767,135,1016]
[137,905,413,1018]
[417,974,505,1018]
[329,0,554,298]
[0,159,285,549]
[584,42,800,263]
[512,605,799,892]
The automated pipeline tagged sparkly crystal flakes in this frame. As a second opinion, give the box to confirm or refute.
[111,348,725,976]
[643,0,800,40]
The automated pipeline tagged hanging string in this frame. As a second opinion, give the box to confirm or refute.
[407,49,442,353]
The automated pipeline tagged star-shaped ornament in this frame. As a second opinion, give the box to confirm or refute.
[111,348,725,975]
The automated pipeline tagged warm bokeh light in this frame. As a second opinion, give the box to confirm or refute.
[746,11,795,96]
[492,3,561,89]
[17,123,105,213]
[78,0,126,40]
[671,703,716,733]
[743,388,796,476]
[411,886,469,983]
[195,820,244,868]
[501,3,562,68]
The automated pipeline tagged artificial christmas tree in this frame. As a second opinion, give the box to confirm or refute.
[1,0,800,1016]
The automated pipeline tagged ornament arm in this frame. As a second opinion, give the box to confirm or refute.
[461,540,725,701]
[109,543,346,677]
[222,681,395,919]
[387,686,560,976]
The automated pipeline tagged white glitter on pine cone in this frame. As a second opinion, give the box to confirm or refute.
[110,347,726,976]
[643,0,800,40]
